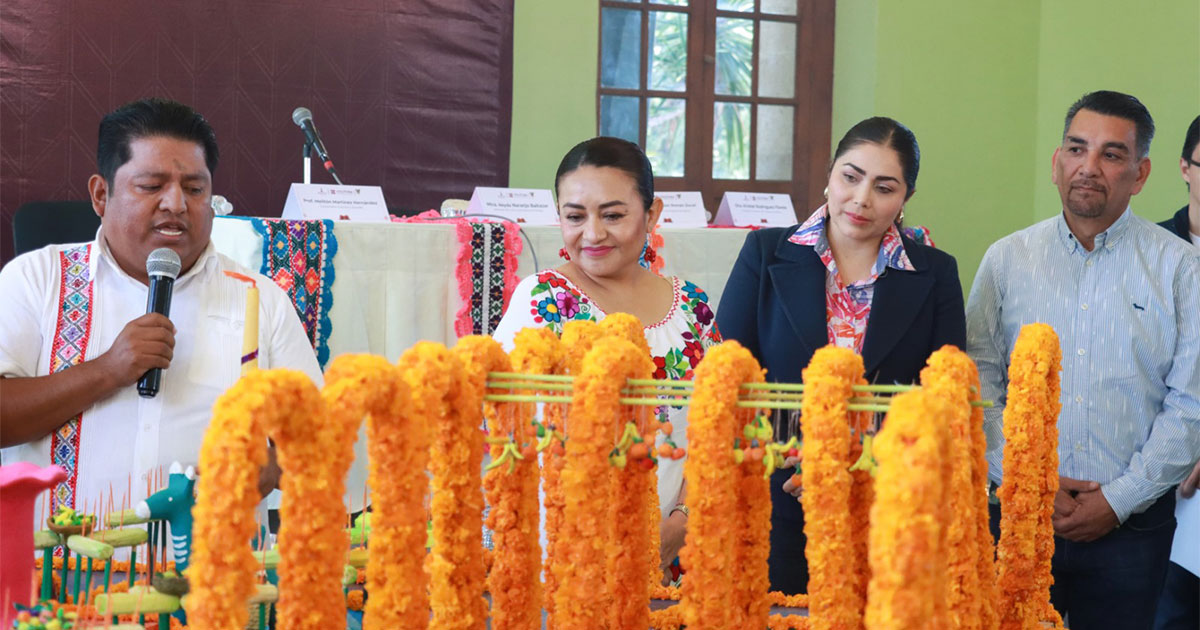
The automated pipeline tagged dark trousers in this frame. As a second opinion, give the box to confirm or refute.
[1152,561,1199,630]
[767,467,808,595]
[989,492,1176,630]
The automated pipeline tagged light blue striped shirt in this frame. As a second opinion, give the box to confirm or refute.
[966,208,1200,522]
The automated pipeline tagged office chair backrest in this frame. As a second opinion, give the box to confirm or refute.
[12,201,101,257]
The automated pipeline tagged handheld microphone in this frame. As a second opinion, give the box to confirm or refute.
[291,107,343,184]
[137,248,181,398]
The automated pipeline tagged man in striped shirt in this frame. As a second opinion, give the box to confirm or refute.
[967,90,1200,630]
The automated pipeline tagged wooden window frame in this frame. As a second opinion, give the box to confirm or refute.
[597,0,834,221]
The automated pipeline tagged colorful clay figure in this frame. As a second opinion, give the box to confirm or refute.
[134,462,196,573]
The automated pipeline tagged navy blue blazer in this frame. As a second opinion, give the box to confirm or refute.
[716,225,967,390]
[1158,206,1192,241]
[715,224,967,594]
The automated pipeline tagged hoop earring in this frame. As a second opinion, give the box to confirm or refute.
[558,247,571,261]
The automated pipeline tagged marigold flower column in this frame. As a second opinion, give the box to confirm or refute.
[188,370,323,630]
[801,346,867,630]
[919,346,997,630]
[865,388,952,630]
[997,324,1064,630]
[596,313,662,629]
[487,329,560,630]
[364,342,452,630]
[430,336,507,630]
[298,354,403,630]
[679,341,769,630]
[546,319,602,630]
[727,347,771,629]
[554,337,654,630]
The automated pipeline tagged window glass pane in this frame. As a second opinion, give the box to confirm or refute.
[648,11,688,92]
[600,95,641,143]
[715,18,753,96]
[758,21,795,98]
[650,0,688,5]
[600,8,641,89]
[756,105,793,180]
[716,0,754,11]
[713,102,750,179]
[760,0,796,15]
[647,98,686,177]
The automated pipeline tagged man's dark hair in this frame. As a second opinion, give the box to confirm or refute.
[97,98,219,184]
[1063,90,1155,159]
[1182,115,1200,161]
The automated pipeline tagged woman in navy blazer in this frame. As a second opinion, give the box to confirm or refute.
[715,117,966,595]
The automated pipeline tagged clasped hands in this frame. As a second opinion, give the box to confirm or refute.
[1053,476,1118,542]
[783,454,1120,543]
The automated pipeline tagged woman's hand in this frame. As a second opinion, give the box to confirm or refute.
[659,509,687,585]
[780,455,803,501]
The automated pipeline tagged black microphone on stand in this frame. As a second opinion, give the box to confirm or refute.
[291,107,344,185]
[137,248,181,398]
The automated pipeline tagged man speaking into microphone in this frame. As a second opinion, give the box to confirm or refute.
[0,99,321,520]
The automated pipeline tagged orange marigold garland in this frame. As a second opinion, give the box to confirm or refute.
[732,416,772,629]
[363,342,443,630]
[598,312,651,356]
[996,324,1063,630]
[548,320,602,629]
[560,320,605,373]
[846,378,874,623]
[969,365,1000,630]
[595,313,661,629]
[554,337,653,630]
[919,346,989,630]
[288,354,398,630]
[865,389,951,630]
[423,336,504,630]
[679,340,766,630]
[486,328,559,630]
[188,369,321,630]
[800,346,866,630]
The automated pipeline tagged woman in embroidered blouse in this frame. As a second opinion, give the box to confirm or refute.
[492,136,721,584]
[715,117,966,594]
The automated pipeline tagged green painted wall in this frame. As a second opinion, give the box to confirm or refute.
[510,0,1199,287]
[834,0,1042,291]
[833,0,1198,288]
[509,0,598,190]
[1031,0,1200,222]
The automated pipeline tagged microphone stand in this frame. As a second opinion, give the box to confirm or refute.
[302,140,313,185]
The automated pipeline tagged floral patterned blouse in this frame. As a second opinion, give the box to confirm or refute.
[788,205,915,353]
[492,269,722,518]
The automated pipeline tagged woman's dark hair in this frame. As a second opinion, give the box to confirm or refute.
[97,98,219,185]
[832,117,920,199]
[554,137,655,211]
[1063,90,1154,159]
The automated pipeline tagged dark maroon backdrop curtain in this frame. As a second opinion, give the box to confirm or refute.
[0,0,514,266]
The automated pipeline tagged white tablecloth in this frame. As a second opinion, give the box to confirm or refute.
[211,217,751,362]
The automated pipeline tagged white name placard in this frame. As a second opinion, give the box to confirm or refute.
[280,184,390,222]
[712,191,796,227]
[656,191,709,227]
[467,187,558,225]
